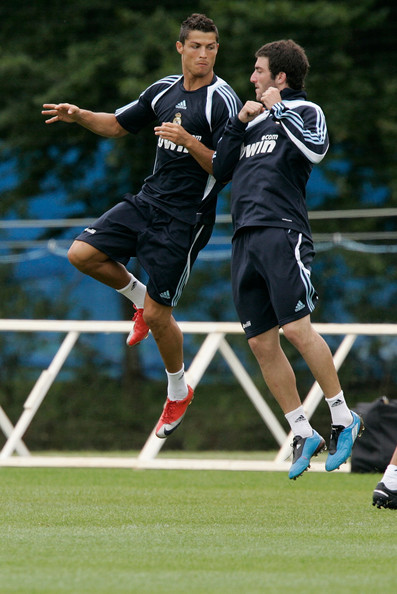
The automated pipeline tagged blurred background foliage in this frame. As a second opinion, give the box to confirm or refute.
[0,0,396,452]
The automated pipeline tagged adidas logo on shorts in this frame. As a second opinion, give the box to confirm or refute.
[295,300,305,312]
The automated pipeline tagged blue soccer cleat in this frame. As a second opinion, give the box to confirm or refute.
[325,411,364,471]
[289,430,326,480]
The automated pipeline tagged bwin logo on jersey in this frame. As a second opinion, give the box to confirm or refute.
[240,134,278,159]
[158,134,202,153]
[158,137,188,153]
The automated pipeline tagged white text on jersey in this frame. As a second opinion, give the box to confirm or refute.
[158,135,202,153]
[240,135,278,159]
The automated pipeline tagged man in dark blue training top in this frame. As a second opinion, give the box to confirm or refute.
[42,14,241,439]
[212,39,363,479]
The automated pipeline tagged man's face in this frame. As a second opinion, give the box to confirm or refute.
[250,56,276,101]
[177,31,218,79]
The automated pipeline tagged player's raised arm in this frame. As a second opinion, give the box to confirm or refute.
[41,103,128,138]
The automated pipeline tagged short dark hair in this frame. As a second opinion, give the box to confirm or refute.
[255,39,310,90]
[179,13,219,44]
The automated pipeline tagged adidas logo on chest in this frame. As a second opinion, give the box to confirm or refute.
[175,99,187,109]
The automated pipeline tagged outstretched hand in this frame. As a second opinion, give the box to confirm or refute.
[41,103,81,124]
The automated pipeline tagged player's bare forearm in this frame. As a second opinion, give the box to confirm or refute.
[42,103,127,138]
[183,134,214,174]
[154,122,213,174]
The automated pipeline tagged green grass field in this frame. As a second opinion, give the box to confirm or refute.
[0,466,395,593]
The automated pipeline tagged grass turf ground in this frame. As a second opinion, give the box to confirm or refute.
[0,467,395,593]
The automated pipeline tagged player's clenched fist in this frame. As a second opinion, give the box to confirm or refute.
[238,101,265,124]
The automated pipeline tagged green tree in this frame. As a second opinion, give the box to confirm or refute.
[2,0,396,213]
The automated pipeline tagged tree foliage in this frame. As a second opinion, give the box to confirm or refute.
[1,0,396,212]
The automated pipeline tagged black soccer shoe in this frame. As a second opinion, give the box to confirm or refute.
[372,482,397,509]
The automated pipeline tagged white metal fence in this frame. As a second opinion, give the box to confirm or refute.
[1,319,396,472]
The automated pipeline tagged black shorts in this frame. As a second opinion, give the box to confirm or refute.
[231,227,318,338]
[75,193,213,307]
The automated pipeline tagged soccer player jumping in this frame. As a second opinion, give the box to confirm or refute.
[42,14,241,438]
[213,40,363,479]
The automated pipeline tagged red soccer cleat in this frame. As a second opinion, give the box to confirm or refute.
[155,386,194,438]
[126,306,149,346]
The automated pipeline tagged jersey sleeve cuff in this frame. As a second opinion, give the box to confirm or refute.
[230,114,248,130]
[270,102,287,120]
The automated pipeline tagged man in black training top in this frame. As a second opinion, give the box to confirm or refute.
[213,39,363,479]
[42,14,241,438]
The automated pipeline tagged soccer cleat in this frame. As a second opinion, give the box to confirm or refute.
[126,306,149,346]
[155,386,194,439]
[288,430,326,480]
[372,482,397,509]
[325,410,364,471]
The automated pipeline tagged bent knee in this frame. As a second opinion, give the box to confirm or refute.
[248,334,276,363]
[248,335,262,356]
[68,242,85,269]
[68,241,101,273]
[142,301,172,331]
[282,325,313,351]
[142,309,164,330]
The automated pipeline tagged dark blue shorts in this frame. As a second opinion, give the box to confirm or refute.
[75,193,213,307]
[231,227,318,338]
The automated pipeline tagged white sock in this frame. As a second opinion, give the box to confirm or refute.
[325,391,353,427]
[285,405,313,438]
[166,366,188,401]
[382,464,397,491]
[117,274,146,308]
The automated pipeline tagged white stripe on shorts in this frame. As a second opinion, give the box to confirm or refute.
[294,233,316,312]
[171,225,205,307]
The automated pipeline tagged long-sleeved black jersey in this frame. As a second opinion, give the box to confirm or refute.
[115,74,241,225]
[212,88,329,238]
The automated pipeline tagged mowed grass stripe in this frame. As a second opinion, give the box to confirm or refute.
[0,468,395,593]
